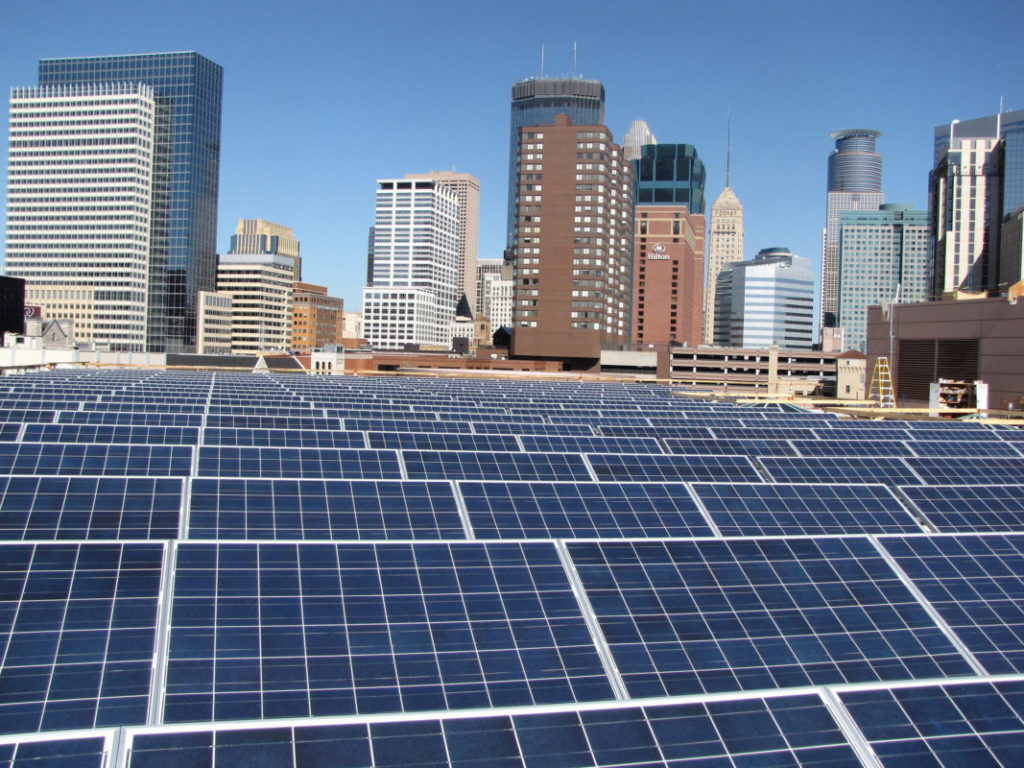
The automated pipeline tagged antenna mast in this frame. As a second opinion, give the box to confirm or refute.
[540,43,545,78]
[573,42,577,77]
[725,112,732,188]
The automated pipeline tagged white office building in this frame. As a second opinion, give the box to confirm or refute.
[216,253,295,354]
[4,83,156,351]
[714,247,815,349]
[363,179,459,350]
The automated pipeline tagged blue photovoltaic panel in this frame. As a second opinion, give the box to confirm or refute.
[881,534,1024,674]
[459,481,713,539]
[586,453,761,482]
[188,479,465,540]
[0,736,107,768]
[366,432,519,452]
[0,411,55,424]
[200,428,367,448]
[57,412,204,427]
[195,447,402,479]
[567,537,974,698]
[22,424,199,445]
[163,542,614,722]
[789,439,914,457]
[899,484,1024,532]
[127,692,861,768]
[907,457,1024,485]
[0,476,182,540]
[905,439,1023,458]
[692,483,923,536]
[204,416,340,431]
[841,680,1024,767]
[342,419,465,434]
[811,426,913,441]
[598,424,715,439]
[709,426,820,441]
[0,426,21,442]
[0,543,164,735]
[758,456,922,485]
[471,422,596,436]
[0,444,193,476]
[518,435,664,455]
[402,451,592,482]
[663,438,799,457]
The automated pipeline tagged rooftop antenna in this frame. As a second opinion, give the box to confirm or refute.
[540,43,545,78]
[725,112,732,188]
[573,42,577,77]
[998,95,1004,136]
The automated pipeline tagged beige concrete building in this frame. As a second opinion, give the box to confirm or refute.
[704,186,744,343]
[197,291,233,354]
[216,253,295,354]
[291,282,344,353]
[229,219,302,281]
[406,172,480,311]
[342,311,363,341]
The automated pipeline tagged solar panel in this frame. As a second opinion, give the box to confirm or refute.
[586,453,762,482]
[366,431,519,452]
[0,476,182,540]
[402,451,592,481]
[57,412,204,427]
[899,484,1024,533]
[789,439,914,457]
[471,421,596,436]
[598,424,714,439]
[200,428,367,448]
[519,435,665,454]
[0,444,193,476]
[567,537,974,698]
[907,457,1024,485]
[841,679,1024,767]
[905,440,1023,458]
[204,415,340,431]
[188,479,465,540]
[0,542,164,734]
[881,534,1024,674]
[0,426,20,442]
[195,447,402,479]
[663,437,799,457]
[459,481,713,539]
[692,483,924,536]
[758,456,922,485]
[126,692,862,768]
[0,736,107,768]
[342,418,466,434]
[163,542,615,722]
[22,424,200,445]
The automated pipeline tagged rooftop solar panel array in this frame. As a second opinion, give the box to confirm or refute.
[1,368,1024,765]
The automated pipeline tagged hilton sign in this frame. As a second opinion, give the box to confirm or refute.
[646,243,670,260]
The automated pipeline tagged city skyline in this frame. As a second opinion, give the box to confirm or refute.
[3,0,1024,320]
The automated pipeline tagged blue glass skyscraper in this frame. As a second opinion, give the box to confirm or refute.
[506,77,604,248]
[38,52,223,352]
[632,144,706,214]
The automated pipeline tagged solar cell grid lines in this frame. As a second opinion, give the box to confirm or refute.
[904,440,1024,458]
[402,450,592,481]
[518,434,665,454]
[459,481,713,539]
[692,482,925,536]
[365,431,519,452]
[201,428,367,449]
[907,456,1024,485]
[188,479,465,540]
[195,447,403,479]
[899,484,1024,532]
[0,443,193,476]
[758,455,923,485]
[58,412,204,427]
[663,437,799,457]
[163,541,614,722]
[0,476,183,540]
[567,537,975,698]
[586,452,762,482]
[204,415,340,430]
[22,424,200,446]
[789,438,915,457]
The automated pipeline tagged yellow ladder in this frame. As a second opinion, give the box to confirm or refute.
[869,356,895,408]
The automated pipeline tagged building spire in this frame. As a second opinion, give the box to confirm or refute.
[725,112,732,188]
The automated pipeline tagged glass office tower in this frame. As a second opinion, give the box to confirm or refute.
[39,52,223,352]
[506,77,604,248]
[632,143,706,214]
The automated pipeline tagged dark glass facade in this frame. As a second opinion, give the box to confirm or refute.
[39,52,223,353]
[632,144,706,214]
[0,276,26,342]
[828,130,882,193]
[506,78,604,246]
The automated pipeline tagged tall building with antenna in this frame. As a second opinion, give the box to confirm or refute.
[624,120,656,162]
[704,120,744,344]
[821,129,883,333]
[505,51,604,249]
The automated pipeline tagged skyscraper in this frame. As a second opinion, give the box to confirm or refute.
[405,172,480,311]
[821,129,884,329]
[35,52,223,352]
[230,219,301,281]
[704,187,744,344]
[506,77,604,247]
[837,204,931,352]
[363,178,459,350]
[715,247,815,349]
[630,144,706,346]
[624,119,656,162]
[930,110,1024,295]
[509,114,633,363]
[5,82,157,351]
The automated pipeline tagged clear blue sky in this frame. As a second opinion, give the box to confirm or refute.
[3,0,1024,314]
